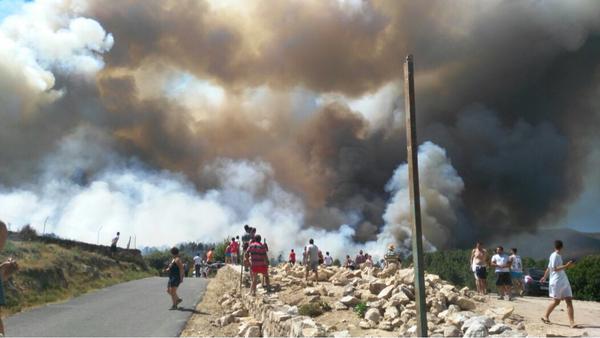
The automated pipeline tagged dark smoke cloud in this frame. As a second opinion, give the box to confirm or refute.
[2,0,600,249]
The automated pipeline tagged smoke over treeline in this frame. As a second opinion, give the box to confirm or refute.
[1,0,599,255]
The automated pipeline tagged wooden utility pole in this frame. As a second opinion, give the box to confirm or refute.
[404,54,428,337]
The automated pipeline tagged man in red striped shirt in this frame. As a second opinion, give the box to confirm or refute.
[246,234,270,295]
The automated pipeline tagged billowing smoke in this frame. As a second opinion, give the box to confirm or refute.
[0,130,461,259]
[1,0,600,254]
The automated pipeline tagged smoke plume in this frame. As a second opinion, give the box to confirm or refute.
[2,0,600,255]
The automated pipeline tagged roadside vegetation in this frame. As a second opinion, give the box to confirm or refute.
[421,249,600,301]
[1,227,152,315]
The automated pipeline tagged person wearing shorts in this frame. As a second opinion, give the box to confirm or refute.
[470,241,488,295]
[491,246,513,300]
[305,239,319,283]
[225,244,231,264]
[247,235,269,295]
[230,238,239,265]
[510,248,524,296]
[164,247,184,310]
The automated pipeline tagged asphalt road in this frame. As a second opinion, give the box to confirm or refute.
[4,277,208,337]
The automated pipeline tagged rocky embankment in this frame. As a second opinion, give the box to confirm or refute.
[205,263,528,337]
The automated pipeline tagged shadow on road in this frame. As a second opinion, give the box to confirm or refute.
[177,307,208,315]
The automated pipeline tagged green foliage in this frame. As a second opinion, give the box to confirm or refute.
[354,302,367,317]
[144,250,172,272]
[423,249,476,290]
[567,255,600,301]
[213,238,230,263]
[333,259,341,267]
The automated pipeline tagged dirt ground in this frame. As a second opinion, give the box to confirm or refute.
[180,266,241,337]
[485,295,600,337]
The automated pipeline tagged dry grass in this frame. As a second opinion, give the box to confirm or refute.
[0,240,152,315]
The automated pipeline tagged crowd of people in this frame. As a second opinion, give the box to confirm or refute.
[470,240,578,328]
[114,221,579,328]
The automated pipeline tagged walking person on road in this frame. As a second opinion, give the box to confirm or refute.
[193,253,202,278]
[164,247,184,310]
[510,248,524,296]
[305,239,319,283]
[470,241,488,295]
[491,246,513,300]
[541,240,577,328]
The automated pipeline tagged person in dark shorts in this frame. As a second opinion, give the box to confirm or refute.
[163,247,184,309]
[470,241,488,295]
[110,232,120,258]
[491,246,513,300]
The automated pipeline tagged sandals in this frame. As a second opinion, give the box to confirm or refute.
[176,298,183,305]
[541,317,550,324]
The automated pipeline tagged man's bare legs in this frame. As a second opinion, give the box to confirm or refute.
[543,298,561,322]
[565,298,576,327]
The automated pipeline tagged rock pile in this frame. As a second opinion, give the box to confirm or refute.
[216,264,528,337]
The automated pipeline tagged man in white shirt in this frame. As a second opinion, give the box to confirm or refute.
[540,240,576,328]
[324,252,333,266]
[509,248,524,296]
[305,239,319,283]
[193,253,202,278]
[491,246,513,300]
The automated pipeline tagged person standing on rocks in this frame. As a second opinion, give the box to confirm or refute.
[289,249,296,265]
[365,254,373,268]
[247,234,269,295]
[540,240,577,328]
[355,250,366,267]
[230,238,239,265]
[224,243,231,264]
[305,239,320,283]
[344,255,356,270]
[510,248,524,297]
[491,246,513,300]
[324,251,333,267]
[164,247,184,310]
[470,241,488,295]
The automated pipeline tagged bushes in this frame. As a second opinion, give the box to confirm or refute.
[144,250,172,272]
[19,225,38,241]
[354,302,367,317]
[567,255,600,301]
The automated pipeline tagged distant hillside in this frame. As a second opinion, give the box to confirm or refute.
[490,228,600,260]
[1,231,152,315]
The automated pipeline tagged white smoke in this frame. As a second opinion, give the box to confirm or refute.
[0,0,113,115]
[0,124,463,261]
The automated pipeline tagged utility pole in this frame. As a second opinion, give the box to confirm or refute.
[404,54,428,337]
[43,217,48,236]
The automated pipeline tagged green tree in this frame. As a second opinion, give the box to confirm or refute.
[212,239,230,262]
[567,255,600,301]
